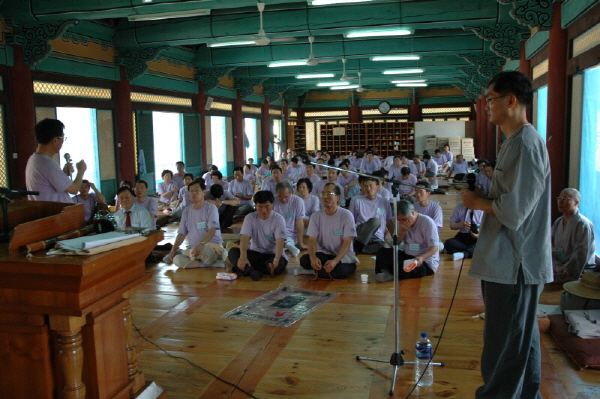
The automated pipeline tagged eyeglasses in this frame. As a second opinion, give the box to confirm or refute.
[556,197,575,202]
[58,136,67,141]
[485,95,508,104]
[321,192,338,197]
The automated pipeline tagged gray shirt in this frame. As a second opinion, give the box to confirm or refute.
[469,124,552,285]
[551,210,596,279]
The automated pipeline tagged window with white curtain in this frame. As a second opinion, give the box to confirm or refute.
[578,64,600,255]
[152,111,183,184]
[56,107,100,186]
[211,116,228,173]
[272,119,282,159]
[244,118,259,162]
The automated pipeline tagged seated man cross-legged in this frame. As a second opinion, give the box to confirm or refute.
[445,202,484,260]
[165,179,228,268]
[298,183,358,279]
[375,200,439,282]
[228,191,288,281]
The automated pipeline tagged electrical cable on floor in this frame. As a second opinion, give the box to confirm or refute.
[404,234,473,398]
[133,324,262,399]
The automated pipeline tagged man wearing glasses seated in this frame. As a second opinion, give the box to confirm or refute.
[552,188,596,283]
[297,183,358,279]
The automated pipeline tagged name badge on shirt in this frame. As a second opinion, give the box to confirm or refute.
[197,222,206,229]
[376,208,385,215]
[557,247,564,256]
[286,212,294,218]
[264,234,274,240]
[409,243,420,251]
[333,229,343,236]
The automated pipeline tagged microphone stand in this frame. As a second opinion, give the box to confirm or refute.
[296,153,445,395]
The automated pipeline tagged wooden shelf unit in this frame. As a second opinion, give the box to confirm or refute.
[319,122,415,156]
[286,124,307,151]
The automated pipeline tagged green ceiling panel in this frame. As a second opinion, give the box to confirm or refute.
[207,86,237,100]
[562,0,600,28]
[31,55,120,81]
[132,74,198,94]
[525,30,549,60]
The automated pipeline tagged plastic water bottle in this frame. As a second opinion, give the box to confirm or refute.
[415,332,433,387]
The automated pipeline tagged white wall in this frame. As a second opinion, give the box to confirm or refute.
[414,121,466,153]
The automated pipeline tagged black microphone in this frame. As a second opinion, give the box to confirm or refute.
[466,172,477,192]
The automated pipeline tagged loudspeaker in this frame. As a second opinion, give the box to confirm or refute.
[205,96,214,111]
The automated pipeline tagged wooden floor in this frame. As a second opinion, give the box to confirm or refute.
[131,188,599,399]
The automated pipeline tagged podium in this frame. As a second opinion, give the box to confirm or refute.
[0,201,166,399]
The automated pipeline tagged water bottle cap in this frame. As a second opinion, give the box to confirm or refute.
[421,332,427,338]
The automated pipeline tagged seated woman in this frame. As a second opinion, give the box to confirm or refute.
[157,169,178,210]
[295,178,320,228]
[228,191,288,281]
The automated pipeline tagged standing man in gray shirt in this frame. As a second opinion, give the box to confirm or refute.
[462,71,552,399]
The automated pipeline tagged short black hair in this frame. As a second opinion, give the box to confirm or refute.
[189,179,206,191]
[324,183,341,196]
[176,161,185,166]
[488,71,533,106]
[210,183,223,198]
[435,149,441,154]
[233,166,243,173]
[279,159,289,165]
[261,159,269,165]
[117,186,134,196]
[297,178,313,192]
[372,169,387,178]
[401,166,411,175]
[291,157,298,163]
[359,175,380,185]
[424,154,431,160]
[184,173,194,180]
[136,180,148,189]
[416,180,431,189]
[211,170,223,180]
[269,165,282,173]
[161,169,173,178]
[35,118,65,145]
[254,190,274,204]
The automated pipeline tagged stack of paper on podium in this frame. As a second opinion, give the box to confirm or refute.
[53,231,146,255]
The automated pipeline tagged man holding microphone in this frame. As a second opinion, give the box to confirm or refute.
[462,71,552,399]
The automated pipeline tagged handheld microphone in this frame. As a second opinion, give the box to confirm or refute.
[466,173,476,192]
[64,153,72,164]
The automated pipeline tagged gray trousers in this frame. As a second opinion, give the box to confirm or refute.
[355,217,387,254]
[476,268,543,399]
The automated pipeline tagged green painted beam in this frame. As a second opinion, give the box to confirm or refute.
[562,0,600,28]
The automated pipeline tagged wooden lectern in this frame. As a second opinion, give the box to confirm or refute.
[0,201,166,399]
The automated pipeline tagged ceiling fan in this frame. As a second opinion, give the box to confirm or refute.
[356,71,365,92]
[255,2,296,46]
[340,58,358,81]
[306,36,337,66]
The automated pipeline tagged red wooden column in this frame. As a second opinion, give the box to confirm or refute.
[194,82,208,170]
[116,66,135,184]
[409,98,422,122]
[261,97,271,158]
[349,103,361,123]
[9,45,36,189]
[475,94,486,159]
[520,40,532,121]
[547,2,568,220]
[233,90,244,167]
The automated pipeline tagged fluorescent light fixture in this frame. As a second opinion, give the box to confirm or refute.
[317,81,350,87]
[128,9,210,21]
[391,79,426,83]
[396,83,428,87]
[382,68,424,75]
[268,60,308,68]
[371,55,420,61]
[296,73,335,79]
[312,0,372,5]
[208,41,256,48]
[331,85,359,90]
[346,29,413,38]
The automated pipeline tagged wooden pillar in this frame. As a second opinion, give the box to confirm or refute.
[49,315,87,399]
[9,45,36,189]
[194,82,208,170]
[547,2,568,220]
[409,98,421,122]
[116,66,135,184]
[349,103,361,123]
[475,94,486,159]
[233,90,244,167]
[261,97,271,158]
[122,292,145,394]
[520,40,532,122]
